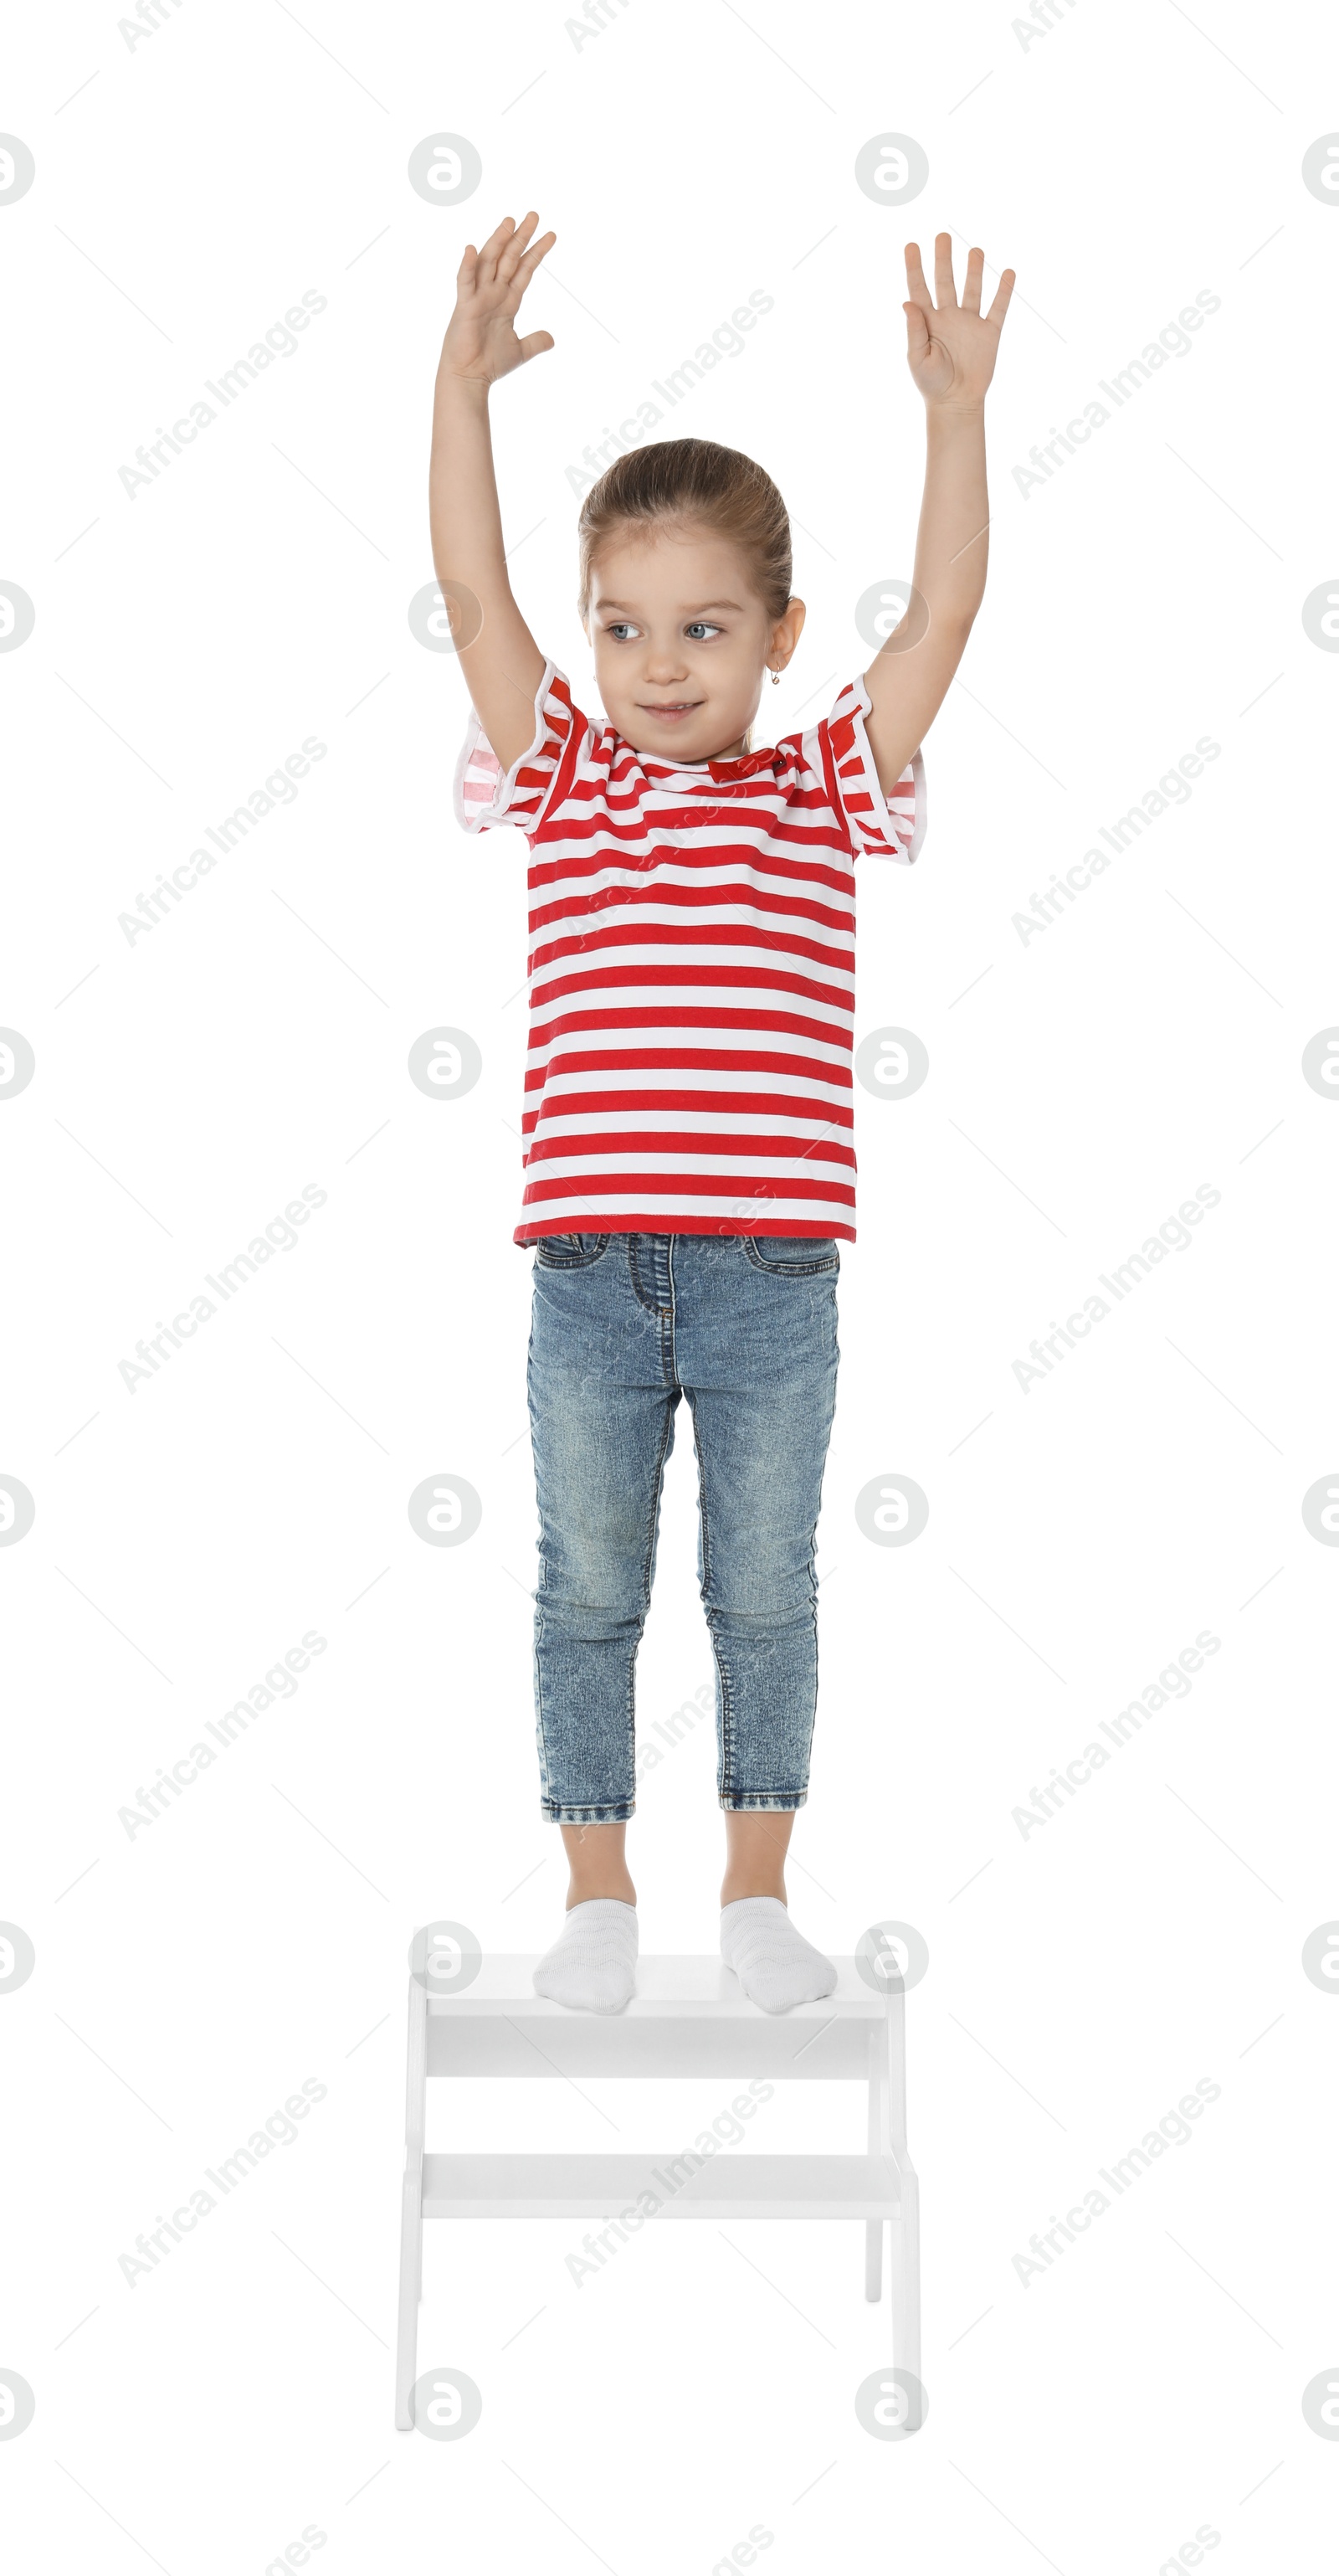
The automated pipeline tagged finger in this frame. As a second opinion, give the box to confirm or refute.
[902,300,931,367]
[961,245,984,316]
[456,242,479,292]
[903,239,931,306]
[933,230,957,306]
[518,330,555,363]
[985,266,1017,329]
[497,209,540,285]
[476,213,516,285]
[512,228,557,294]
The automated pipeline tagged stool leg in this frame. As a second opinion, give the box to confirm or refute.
[890,2167,921,2416]
[395,1961,428,2430]
[395,2170,422,2432]
[883,1969,921,2414]
[864,2062,883,2300]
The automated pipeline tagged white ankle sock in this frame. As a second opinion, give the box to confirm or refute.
[720,1895,837,2013]
[532,1898,638,2013]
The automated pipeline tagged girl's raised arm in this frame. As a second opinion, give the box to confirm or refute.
[862,235,1014,794]
[429,213,557,776]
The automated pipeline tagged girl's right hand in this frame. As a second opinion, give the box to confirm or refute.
[442,212,557,384]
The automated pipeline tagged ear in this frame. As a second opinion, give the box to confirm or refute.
[769,596,807,671]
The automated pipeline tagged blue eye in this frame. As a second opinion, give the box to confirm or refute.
[685,622,721,640]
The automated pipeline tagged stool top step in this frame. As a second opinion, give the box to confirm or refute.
[421,1954,894,2018]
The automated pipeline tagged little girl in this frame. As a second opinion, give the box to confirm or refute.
[431,213,1013,2015]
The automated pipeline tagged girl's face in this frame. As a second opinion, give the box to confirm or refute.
[585,524,805,763]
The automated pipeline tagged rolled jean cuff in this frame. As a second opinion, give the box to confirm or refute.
[542,1799,636,1825]
[718,1791,808,1813]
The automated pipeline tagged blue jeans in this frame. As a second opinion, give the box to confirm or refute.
[526,1231,840,1823]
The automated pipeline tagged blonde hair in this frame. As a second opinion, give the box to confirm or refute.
[576,436,793,628]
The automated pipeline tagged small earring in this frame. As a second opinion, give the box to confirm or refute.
[770,668,781,686]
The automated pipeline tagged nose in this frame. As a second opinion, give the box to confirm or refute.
[643,646,690,684]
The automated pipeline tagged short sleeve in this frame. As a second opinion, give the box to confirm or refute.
[452,658,586,839]
[814,673,926,864]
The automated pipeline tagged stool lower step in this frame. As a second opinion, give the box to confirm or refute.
[421,2150,901,2222]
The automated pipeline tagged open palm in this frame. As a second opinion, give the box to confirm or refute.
[444,211,557,385]
[903,234,1014,407]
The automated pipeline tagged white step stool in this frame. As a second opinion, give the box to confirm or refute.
[395,1949,921,2430]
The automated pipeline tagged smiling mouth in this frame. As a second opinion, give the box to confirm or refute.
[639,700,703,715]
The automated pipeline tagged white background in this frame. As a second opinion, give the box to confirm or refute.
[3,2,1338,2569]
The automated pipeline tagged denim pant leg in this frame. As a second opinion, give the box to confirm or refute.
[527,1237,677,1823]
[675,1237,840,1812]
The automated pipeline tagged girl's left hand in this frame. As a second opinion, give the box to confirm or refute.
[902,234,1015,409]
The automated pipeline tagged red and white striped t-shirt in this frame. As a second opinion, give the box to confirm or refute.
[453,662,926,1244]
